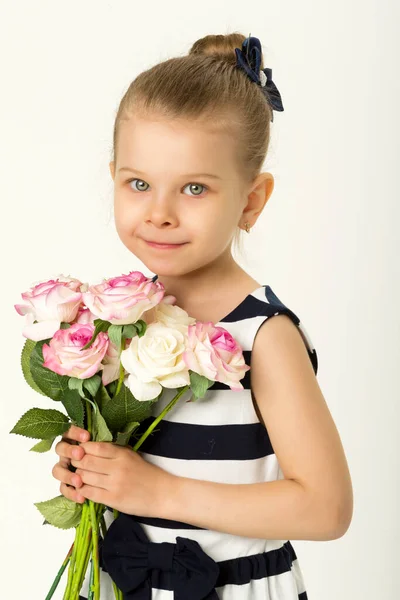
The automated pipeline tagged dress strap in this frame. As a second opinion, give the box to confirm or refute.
[254,286,319,376]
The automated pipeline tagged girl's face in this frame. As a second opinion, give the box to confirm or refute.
[110,115,250,278]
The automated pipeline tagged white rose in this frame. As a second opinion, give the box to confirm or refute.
[120,322,190,401]
[154,302,196,335]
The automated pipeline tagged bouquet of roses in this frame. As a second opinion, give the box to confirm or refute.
[11,271,250,600]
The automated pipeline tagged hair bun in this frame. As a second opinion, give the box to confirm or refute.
[189,32,252,66]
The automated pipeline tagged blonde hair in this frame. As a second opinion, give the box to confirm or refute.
[111,32,273,256]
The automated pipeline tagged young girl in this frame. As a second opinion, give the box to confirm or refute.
[52,32,353,599]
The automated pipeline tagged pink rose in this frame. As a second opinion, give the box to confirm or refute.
[42,323,109,379]
[183,322,250,390]
[82,271,165,325]
[73,306,96,325]
[101,338,132,386]
[14,276,86,342]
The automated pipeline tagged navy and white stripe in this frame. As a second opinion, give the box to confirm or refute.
[80,285,317,599]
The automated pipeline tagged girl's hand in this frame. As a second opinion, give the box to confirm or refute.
[70,441,173,517]
[52,425,91,504]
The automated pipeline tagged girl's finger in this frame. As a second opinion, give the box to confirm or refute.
[52,461,83,488]
[62,425,90,443]
[58,456,69,469]
[60,482,85,504]
[55,440,85,461]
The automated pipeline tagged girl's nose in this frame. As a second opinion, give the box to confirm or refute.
[145,195,179,228]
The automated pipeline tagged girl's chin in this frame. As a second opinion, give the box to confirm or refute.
[138,258,189,278]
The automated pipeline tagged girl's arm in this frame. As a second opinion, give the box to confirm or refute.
[157,315,354,541]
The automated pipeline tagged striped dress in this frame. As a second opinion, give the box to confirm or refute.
[80,284,318,600]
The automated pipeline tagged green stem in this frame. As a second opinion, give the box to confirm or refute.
[87,557,94,600]
[45,542,74,600]
[132,386,190,452]
[100,515,107,539]
[102,387,190,600]
[115,362,125,396]
[87,398,92,434]
[66,400,95,598]
[99,507,123,598]
[81,529,94,597]
[112,580,121,600]
[99,509,120,600]
[57,383,190,599]
[89,500,100,599]
[70,508,92,597]
[63,504,88,599]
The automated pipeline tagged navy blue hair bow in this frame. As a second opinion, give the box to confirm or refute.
[100,513,220,599]
[234,34,284,121]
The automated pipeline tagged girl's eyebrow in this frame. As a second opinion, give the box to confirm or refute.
[118,167,222,180]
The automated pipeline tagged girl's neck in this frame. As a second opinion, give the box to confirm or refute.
[155,256,261,323]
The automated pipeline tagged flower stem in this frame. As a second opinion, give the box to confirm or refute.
[45,542,74,600]
[103,388,189,599]
[57,385,189,599]
[132,386,190,452]
[87,398,92,433]
[100,515,107,539]
[66,400,95,599]
[89,500,100,599]
[63,504,88,598]
[81,528,94,596]
[112,580,121,600]
[69,507,92,597]
[87,557,94,600]
[115,363,125,396]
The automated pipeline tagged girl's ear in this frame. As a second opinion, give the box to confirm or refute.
[242,172,274,224]
[109,161,116,181]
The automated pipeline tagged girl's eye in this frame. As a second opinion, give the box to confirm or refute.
[183,183,206,196]
[127,179,207,196]
[128,179,149,192]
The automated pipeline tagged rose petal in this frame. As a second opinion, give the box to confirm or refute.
[126,373,161,401]
[23,319,61,342]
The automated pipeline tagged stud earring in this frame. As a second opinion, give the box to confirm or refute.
[244,221,251,233]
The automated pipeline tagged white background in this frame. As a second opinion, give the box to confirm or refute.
[1,1,399,598]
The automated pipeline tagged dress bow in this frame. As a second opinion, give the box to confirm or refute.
[100,513,220,600]
[235,34,284,121]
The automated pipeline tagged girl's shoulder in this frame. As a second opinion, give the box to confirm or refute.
[220,284,318,376]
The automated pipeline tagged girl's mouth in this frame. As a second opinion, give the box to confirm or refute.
[144,241,188,250]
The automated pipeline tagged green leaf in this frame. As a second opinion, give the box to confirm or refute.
[102,384,153,431]
[62,389,84,428]
[21,339,46,396]
[59,322,72,330]
[106,380,117,397]
[115,421,140,446]
[82,374,102,398]
[85,397,97,413]
[30,342,70,401]
[81,319,110,351]
[189,371,215,399]
[122,324,136,339]
[108,325,123,353]
[92,406,113,442]
[135,320,147,338]
[34,495,83,529]
[68,377,85,398]
[98,384,112,413]
[29,437,57,452]
[10,408,70,439]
